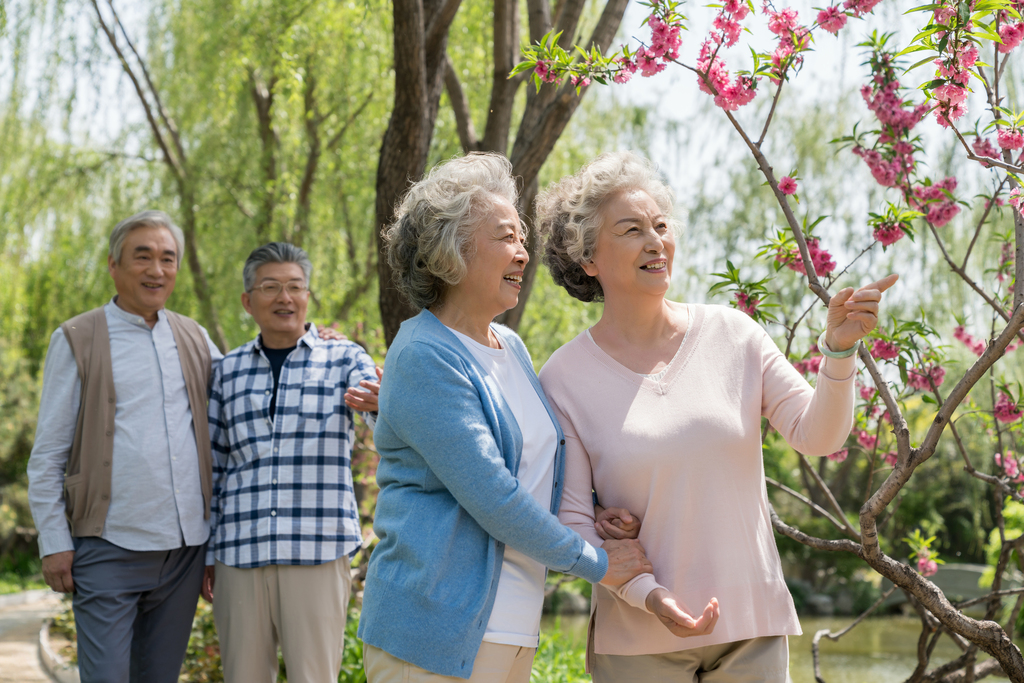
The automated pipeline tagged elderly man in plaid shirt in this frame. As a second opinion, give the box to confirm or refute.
[203,242,381,683]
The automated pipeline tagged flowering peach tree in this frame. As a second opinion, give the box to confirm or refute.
[518,0,1024,678]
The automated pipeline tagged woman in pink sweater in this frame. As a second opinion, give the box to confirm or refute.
[536,152,897,682]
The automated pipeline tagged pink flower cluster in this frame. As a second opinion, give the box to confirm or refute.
[870,339,899,361]
[917,552,938,577]
[533,60,559,83]
[816,6,848,35]
[907,364,946,390]
[911,177,960,227]
[858,382,876,400]
[998,128,1024,150]
[932,41,976,128]
[734,291,760,316]
[1011,187,1023,212]
[764,3,810,84]
[792,353,823,375]
[843,0,883,17]
[973,136,1000,167]
[883,451,898,466]
[873,222,906,246]
[995,392,1023,423]
[954,325,987,356]
[827,448,849,463]
[778,176,798,194]
[998,21,1024,53]
[857,430,878,450]
[775,236,836,276]
[995,451,1024,481]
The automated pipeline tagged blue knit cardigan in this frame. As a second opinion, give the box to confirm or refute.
[358,310,608,678]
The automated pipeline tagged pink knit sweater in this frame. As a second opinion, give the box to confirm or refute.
[539,304,855,655]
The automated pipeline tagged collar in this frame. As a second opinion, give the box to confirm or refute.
[253,322,318,354]
[106,297,165,329]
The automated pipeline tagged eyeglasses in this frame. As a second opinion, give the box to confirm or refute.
[250,282,309,297]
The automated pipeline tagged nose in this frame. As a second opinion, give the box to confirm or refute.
[515,239,529,266]
[643,228,663,252]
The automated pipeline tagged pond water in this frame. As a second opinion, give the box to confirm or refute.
[541,614,993,682]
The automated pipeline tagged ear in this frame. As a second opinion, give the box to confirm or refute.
[581,259,599,278]
[241,292,253,316]
[107,253,117,277]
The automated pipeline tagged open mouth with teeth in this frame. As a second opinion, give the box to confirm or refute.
[640,260,667,271]
[503,274,522,286]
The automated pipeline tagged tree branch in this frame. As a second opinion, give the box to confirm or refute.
[443,53,480,153]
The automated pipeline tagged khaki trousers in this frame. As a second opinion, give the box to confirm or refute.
[592,636,789,683]
[213,557,352,683]
[364,641,536,683]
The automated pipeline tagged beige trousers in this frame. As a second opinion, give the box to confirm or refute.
[213,557,352,683]
[364,641,536,683]
[592,636,789,683]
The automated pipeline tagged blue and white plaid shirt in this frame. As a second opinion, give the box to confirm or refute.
[207,324,377,568]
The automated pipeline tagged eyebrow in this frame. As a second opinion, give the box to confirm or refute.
[134,245,177,258]
[615,215,666,225]
[257,277,305,283]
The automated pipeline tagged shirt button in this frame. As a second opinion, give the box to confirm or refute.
[560,439,565,445]
[103,461,110,467]
[106,431,113,437]
[175,489,180,494]
[272,479,278,485]
[265,390,271,395]
[108,398,114,404]
[271,510,277,516]
[274,447,279,453]
[101,494,109,501]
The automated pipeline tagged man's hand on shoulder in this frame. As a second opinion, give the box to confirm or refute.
[42,551,75,593]
[317,326,347,342]
[344,366,383,413]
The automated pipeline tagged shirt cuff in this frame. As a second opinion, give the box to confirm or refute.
[820,354,857,382]
[205,546,216,567]
[614,573,664,613]
[37,529,75,558]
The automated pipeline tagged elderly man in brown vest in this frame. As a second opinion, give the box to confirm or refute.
[27,210,223,683]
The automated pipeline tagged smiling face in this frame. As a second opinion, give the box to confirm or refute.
[241,261,310,349]
[108,225,179,323]
[444,196,529,323]
[582,189,675,302]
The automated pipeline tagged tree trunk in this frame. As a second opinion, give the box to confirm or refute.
[376,0,460,346]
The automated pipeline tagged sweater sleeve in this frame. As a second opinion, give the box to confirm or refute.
[760,330,856,456]
[381,341,607,584]
[550,386,664,611]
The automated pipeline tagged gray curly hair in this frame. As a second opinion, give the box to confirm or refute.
[535,151,677,302]
[384,153,521,310]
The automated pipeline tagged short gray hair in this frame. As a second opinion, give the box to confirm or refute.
[383,153,520,310]
[109,210,185,264]
[243,242,313,292]
[536,151,677,302]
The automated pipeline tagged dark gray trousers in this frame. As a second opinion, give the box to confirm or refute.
[71,537,206,683]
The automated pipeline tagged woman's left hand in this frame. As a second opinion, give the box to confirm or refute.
[594,505,641,541]
[824,274,899,353]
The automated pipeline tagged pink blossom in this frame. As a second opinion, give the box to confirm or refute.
[842,0,883,17]
[999,22,1024,53]
[973,137,999,166]
[935,99,968,128]
[533,60,559,84]
[857,430,878,450]
[636,47,667,77]
[766,7,800,35]
[775,236,835,276]
[997,129,1024,150]
[959,45,979,70]
[859,383,876,400]
[714,15,743,46]
[827,448,849,463]
[995,392,1023,423]
[724,0,749,17]
[933,83,968,105]
[570,74,591,88]
[908,364,946,390]
[792,354,823,376]
[873,223,906,246]
[883,451,898,466]
[954,326,987,356]
[778,176,798,195]
[927,202,961,227]
[817,6,848,34]
[1010,188,1023,212]
[870,339,899,361]
[734,291,760,316]
[917,556,938,577]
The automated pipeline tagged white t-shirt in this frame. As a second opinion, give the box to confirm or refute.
[449,328,558,648]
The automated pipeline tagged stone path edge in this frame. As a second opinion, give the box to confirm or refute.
[38,618,79,683]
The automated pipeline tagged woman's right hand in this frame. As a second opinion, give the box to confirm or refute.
[599,539,653,586]
[646,588,719,638]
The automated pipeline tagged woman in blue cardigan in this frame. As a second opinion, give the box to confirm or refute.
[358,153,652,682]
